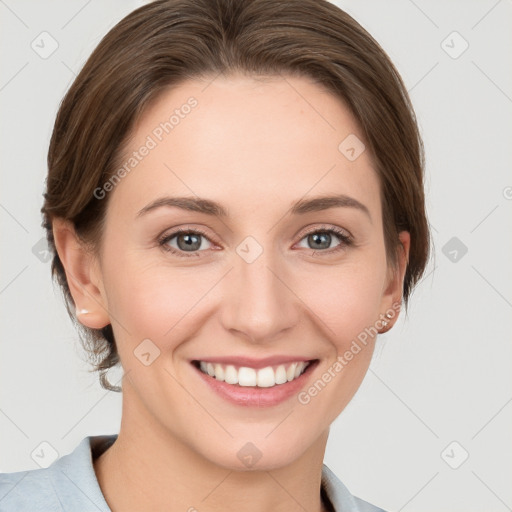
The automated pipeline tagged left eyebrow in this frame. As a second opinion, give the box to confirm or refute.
[290,194,372,222]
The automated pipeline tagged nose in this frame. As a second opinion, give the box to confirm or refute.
[220,248,301,344]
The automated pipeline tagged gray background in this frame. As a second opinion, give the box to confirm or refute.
[1,1,511,511]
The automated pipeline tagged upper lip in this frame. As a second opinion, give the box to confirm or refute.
[191,356,317,369]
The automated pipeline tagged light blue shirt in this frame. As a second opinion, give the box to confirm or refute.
[0,435,386,511]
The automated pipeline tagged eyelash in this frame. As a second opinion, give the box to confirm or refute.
[157,225,353,258]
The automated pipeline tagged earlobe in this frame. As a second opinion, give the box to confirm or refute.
[52,218,110,329]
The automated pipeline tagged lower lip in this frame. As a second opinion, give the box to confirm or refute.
[192,360,319,407]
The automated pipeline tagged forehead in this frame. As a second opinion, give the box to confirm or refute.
[108,74,381,222]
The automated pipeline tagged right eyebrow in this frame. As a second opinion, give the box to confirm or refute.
[136,196,228,218]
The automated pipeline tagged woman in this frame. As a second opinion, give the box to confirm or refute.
[0,0,429,510]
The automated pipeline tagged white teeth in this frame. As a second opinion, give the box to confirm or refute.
[294,362,306,378]
[238,367,257,387]
[206,362,215,377]
[287,363,297,382]
[196,360,311,387]
[224,365,238,385]
[214,364,224,381]
[275,365,287,385]
[257,366,275,388]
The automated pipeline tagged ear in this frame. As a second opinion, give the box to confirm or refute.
[379,231,410,331]
[52,218,110,329]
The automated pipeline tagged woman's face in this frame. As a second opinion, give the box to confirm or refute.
[82,74,407,469]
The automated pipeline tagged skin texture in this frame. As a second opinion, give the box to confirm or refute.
[53,74,409,512]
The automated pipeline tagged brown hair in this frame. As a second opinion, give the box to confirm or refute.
[42,0,430,392]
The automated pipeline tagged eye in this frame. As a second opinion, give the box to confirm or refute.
[295,226,353,254]
[158,228,213,257]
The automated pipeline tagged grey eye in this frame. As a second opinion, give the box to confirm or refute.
[307,232,333,250]
[297,231,341,251]
[166,232,211,252]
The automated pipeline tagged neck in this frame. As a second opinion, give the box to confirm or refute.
[93,386,331,512]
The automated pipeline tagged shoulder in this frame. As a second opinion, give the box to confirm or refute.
[321,464,387,512]
[0,435,115,512]
[0,465,62,512]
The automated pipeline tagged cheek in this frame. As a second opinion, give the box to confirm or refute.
[102,251,216,348]
[300,258,387,344]
[295,262,385,422]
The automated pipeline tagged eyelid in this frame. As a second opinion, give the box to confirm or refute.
[295,223,353,240]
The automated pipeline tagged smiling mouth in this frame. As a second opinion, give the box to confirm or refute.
[191,359,318,388]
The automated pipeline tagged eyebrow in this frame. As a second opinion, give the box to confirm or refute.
[136,194,371,221]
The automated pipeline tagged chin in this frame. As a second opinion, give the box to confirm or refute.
[191,429,316,472]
